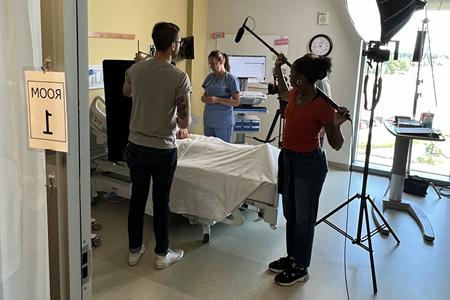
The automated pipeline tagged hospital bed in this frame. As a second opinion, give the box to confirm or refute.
[90,96,280,242]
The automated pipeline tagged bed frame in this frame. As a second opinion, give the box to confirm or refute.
[91,157,279,242]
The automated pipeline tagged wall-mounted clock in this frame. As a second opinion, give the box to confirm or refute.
[309,34,333,56]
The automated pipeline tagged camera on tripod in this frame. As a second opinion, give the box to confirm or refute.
[363,40,399,63]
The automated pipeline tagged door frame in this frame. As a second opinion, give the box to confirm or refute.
[42,0,91,298]
[62,0,91,298]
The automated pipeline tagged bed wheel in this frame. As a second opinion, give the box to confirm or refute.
[201,224,211,243]
[270,224,277,230]
[91,218,102,231]
[91,191,104,205]
[91,233,102,247]
[203,233,210,243]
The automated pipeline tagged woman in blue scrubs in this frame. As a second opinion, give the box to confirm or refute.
[201,50,240,142]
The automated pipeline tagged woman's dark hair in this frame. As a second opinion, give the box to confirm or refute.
[152,22,180,51]
[208,50,230,72]
[292,53,332,85]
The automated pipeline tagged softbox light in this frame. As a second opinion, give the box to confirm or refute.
[378,0,427,44]
[346,0,427,44]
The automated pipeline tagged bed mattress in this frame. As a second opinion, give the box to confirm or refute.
[165,135,280,221]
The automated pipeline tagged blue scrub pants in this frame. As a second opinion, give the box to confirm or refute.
[204,125,233,143]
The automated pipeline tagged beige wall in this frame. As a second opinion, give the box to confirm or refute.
[87,0,365,165]
[87,0,208,134]
[187,0,209,133]
[207,0,362,166]
[88,0,188,65]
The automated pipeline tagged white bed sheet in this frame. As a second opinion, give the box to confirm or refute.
[165,134,280,221]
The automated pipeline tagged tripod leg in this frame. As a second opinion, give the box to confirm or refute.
[315,194,360,226]
[254,109,280,143]
[278,113,284,148]
[363,200,378,294]
[371,200,390,235]
[367,197,400,243]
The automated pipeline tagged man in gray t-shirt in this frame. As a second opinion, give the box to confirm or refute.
[122,22,191,269]
[125,54,191,149]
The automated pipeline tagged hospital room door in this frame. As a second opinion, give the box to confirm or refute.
[41,0,92,298]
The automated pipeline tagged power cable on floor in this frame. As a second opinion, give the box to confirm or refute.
[344,121,355,300]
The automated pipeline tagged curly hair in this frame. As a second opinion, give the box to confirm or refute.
[292,53,332,84]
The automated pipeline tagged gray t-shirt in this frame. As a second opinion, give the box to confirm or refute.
[125,59,191,149]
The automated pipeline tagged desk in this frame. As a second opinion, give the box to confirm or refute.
[373,121,445,242]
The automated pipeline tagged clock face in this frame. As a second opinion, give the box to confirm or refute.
[309,34,333,56]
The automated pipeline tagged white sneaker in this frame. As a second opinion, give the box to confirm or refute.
[128,245,146,266]
[155,248,184,269]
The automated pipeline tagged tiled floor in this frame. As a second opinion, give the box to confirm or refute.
[92,169,450,300]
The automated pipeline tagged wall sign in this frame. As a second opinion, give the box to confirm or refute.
[25,71,68,152]
[210,32,225,39]
[274,38,289,46]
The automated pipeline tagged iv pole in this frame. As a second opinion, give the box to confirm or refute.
[412,18,428,119]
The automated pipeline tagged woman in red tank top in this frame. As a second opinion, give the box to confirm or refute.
[268,53,349,286]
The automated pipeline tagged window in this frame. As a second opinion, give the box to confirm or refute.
[355,10,450,178]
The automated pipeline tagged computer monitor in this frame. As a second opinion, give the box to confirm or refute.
[179,36,194,59]
[228,55,266,81]
[102,59,134,162]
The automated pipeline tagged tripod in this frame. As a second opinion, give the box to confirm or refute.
[253,99,286,148]
[315,51,400,294]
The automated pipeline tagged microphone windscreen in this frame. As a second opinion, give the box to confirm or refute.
[235,27,245,43]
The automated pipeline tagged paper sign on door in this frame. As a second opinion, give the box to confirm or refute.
[25,71,68,152]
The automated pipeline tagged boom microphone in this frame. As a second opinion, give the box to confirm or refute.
[234,16,350,122]
[316,86,352,121]
[234,17,249,43]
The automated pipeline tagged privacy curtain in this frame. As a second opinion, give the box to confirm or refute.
[0,0,50,299]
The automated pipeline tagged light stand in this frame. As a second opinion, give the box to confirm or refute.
[412,18,429,119]
[406,17,440,189]
[404,18,428,175]
[315,42,400,294]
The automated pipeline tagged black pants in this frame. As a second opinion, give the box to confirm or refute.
[126,142,177,255]
[279,148,328,268]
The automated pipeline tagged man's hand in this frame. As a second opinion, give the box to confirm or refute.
[176,128,190,139]
[134,51,149,62]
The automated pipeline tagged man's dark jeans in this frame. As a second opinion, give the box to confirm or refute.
[279,148,328,269]
[126,142,177,255]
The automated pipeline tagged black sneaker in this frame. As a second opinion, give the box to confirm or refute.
[274,266,309,287]
[268,256,293,273]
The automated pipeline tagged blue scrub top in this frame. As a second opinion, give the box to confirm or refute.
[202,72,240,128]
